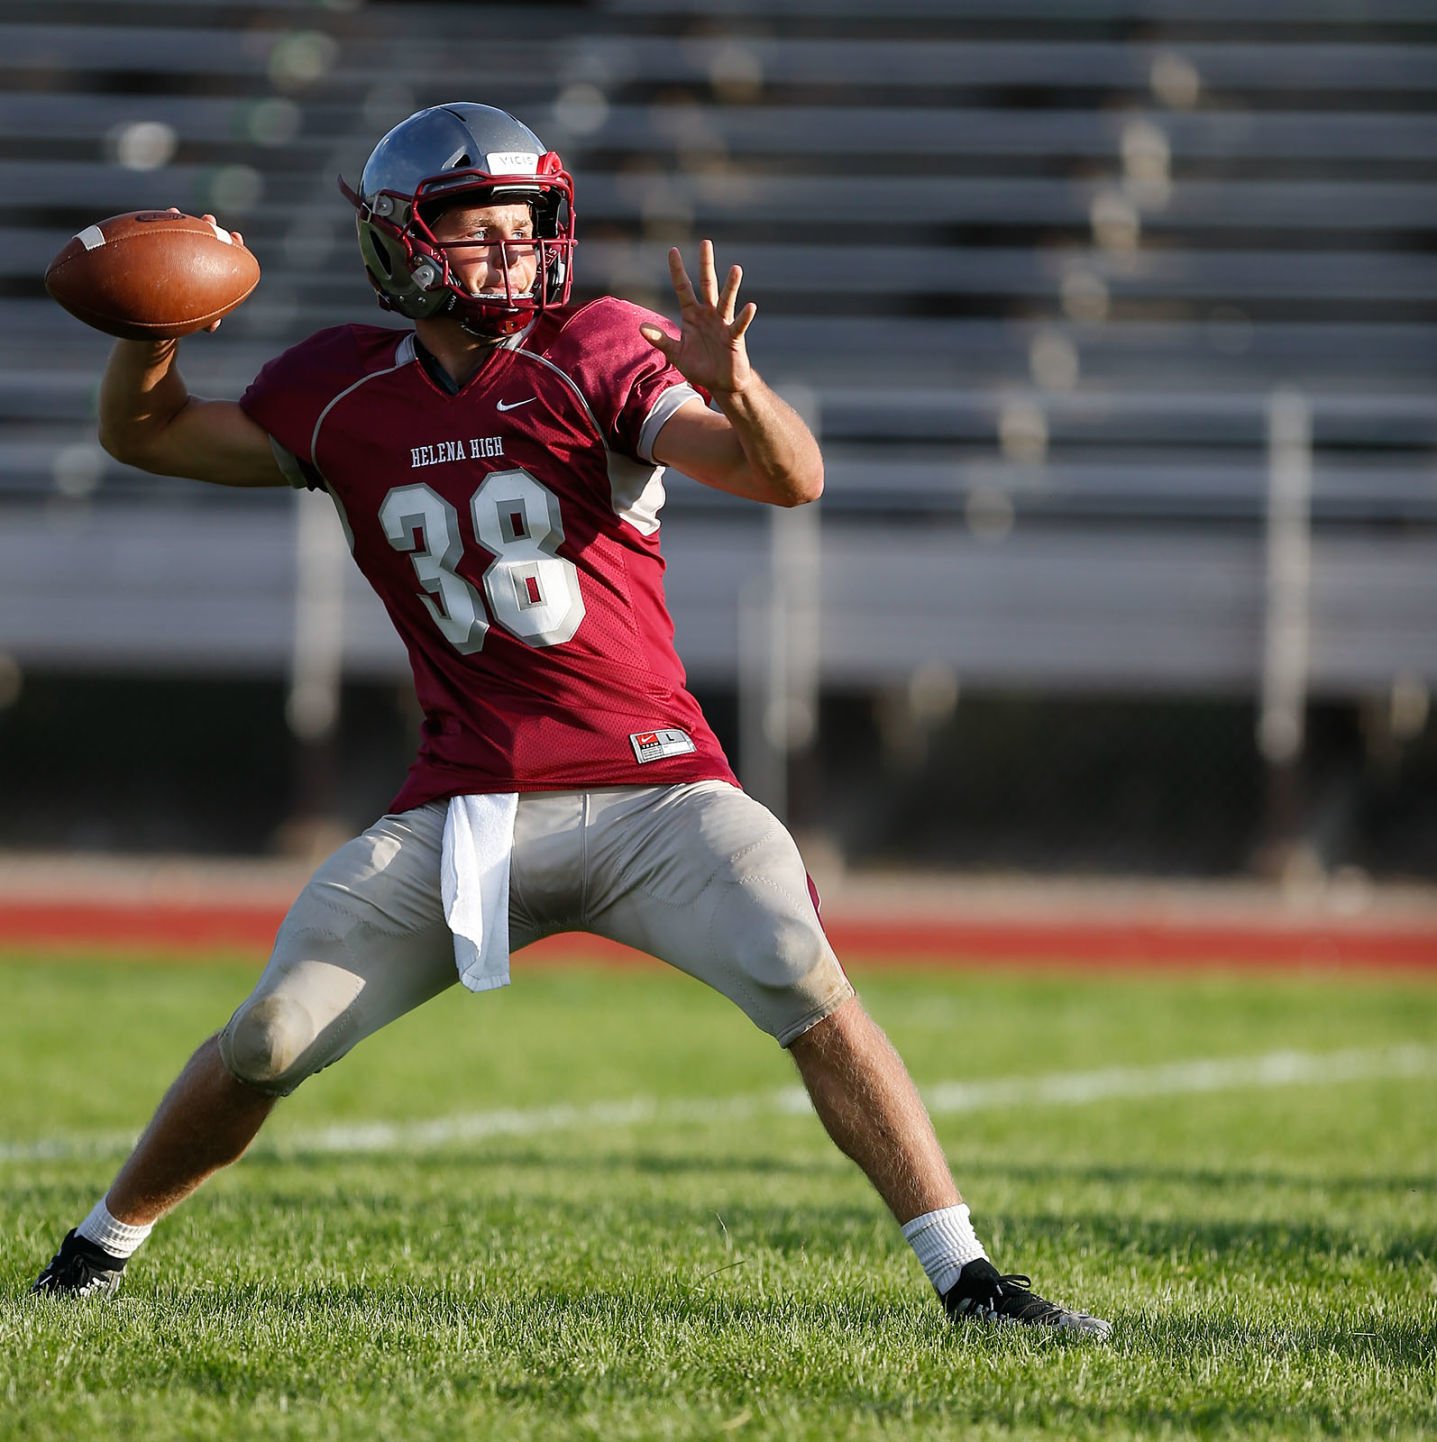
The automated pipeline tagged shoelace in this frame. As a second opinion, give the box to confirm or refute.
[951,1272,1066,1324]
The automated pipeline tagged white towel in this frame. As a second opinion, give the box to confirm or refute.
[440,793,520,992]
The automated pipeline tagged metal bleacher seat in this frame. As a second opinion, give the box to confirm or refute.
[1,0,1434,699]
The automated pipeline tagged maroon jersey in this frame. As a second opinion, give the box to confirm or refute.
[240,297,739,811]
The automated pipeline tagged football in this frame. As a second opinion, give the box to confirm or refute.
[44,210,261,340]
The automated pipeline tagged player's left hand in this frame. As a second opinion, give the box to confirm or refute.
[640,240,756,398]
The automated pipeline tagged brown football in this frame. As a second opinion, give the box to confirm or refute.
[44,210,261,340]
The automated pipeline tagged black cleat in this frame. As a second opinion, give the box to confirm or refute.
[31,1229,127,1298]
[942,1257,1111,1339]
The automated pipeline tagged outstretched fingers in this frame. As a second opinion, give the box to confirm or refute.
[649,241,757,368]
[669,241,730,313]
[667,246,698,309]
[718,261,744,324]
[697,238,720,306]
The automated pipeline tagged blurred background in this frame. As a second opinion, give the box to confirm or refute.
[2,0,1435,895]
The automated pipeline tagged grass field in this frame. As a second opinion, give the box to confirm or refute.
[3,948,1435,1441]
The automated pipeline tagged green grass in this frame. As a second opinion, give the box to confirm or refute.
[2,950,1435,1440]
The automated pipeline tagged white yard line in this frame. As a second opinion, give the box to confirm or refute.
[4,1043,1434,1166]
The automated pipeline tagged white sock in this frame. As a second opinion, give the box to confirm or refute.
[75,1199,153,1260]
[901,1203,988,1296]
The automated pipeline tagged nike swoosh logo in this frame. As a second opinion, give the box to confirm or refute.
[496,397,535,412]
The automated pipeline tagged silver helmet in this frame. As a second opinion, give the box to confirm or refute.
[339,103,575,336]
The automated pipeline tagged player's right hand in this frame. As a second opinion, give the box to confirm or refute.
[191,211,245,331]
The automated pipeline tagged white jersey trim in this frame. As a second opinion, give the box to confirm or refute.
[637,383,701,465]
[516,350,696,538]
[516,349,606,442]
[307,334,417,478]
[268,435,309,490]
[618,385,700,534]
[608,455,667,537]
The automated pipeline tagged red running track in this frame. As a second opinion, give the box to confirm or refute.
[1,898,1434,972]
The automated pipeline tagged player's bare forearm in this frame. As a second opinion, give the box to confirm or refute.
[98,338,283,487]
[644,240,824,507]
[709,376,824,506]
[653,377,823,507]
[98,338,187,461]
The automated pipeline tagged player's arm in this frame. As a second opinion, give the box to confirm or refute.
[98,336,286,488]
[641,241,823,508]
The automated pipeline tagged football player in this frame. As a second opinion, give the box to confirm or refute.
[32,102,1108,1337]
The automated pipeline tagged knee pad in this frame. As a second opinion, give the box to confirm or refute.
[727,880,829,988]
[720,876,851,1045]
[218,994,321,1096]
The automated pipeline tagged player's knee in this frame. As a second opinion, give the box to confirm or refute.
[726,884,840,1012]
[736,905,828,991]
[219,994,319,1095]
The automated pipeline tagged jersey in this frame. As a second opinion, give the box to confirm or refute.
[239,297,740,812]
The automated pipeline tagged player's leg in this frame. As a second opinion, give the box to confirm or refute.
[32,804,459,1296]
[781,995,1113,1330]
[578,783,956,1215]
[785,994,959,1219]
[107,1035,274,1226]
[576,781,1109,1336]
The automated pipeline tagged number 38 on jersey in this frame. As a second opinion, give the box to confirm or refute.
[378,468,585,654]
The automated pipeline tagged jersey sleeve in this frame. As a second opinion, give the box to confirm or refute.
[546,298,708,464]
[238,326,368,490]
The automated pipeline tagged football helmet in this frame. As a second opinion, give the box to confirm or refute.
[339,102,575,336]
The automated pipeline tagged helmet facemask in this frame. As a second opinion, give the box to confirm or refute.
[413,173,573,337]
[340,110,576,337]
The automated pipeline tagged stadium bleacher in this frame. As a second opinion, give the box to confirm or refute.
[1,0,1434,699]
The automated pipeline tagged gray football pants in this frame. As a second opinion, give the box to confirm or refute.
[218,781,853,1095]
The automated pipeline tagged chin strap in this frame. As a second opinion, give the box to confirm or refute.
[457,313,512,343]
[460,310,532,340]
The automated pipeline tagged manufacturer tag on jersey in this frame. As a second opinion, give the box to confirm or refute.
[629,728,697,764]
